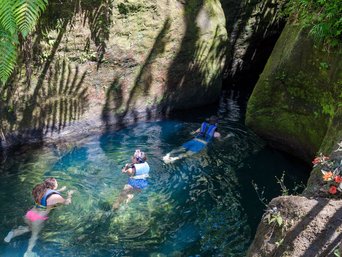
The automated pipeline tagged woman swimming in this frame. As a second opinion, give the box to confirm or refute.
[112,149,150,210]
[163,116,221,163]
[4,177,74,256]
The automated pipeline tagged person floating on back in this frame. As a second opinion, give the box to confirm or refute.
[163,115,221,163]
[112,149,150,210]
[4,177,75,257]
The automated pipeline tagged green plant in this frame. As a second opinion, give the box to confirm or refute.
[275,171,289,196]
[283,0,342,49]
[251,180,269,208]
[117,2,143,16]
[265,209,284,227]
[319,62,329,70]
[0,0,48,84]
[263,207,290,247]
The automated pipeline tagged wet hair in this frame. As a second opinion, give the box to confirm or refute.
[208,115,218,125]
[32,183,46,204]
[43,177,57,189]
[32,177,57,204]
[133,149,147,163]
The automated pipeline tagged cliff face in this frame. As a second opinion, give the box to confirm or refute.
[220,0,285,88]
[0,0,228,147]
[246,22,342,256]
[0,0,287,148]
[246,24,342,163]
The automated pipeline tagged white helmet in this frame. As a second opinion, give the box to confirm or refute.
[134,149,146,163]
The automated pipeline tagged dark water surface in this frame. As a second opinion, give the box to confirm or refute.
[0,93,310,256]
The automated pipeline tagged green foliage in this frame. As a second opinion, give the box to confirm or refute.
[319,62,329,70]
[0,0,48,84]
[275,171,289,196]
[14,0,48,37]
[284,0,342,48]
[0,30,17,83]
[266,212,284,227]
[117,2,143,16]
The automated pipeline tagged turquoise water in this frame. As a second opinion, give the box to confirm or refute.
[0,96,310,256]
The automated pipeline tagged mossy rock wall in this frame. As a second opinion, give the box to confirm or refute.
[245,23,342,163]
[0,0,228,146]
[221,0,286,85]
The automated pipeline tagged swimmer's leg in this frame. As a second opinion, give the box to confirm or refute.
[163,147,187,163]
[112,184,134,210]
[164,148,196,163]
[169,147,187,155]
[4,225,30,243]
[26,219,44,254]
[169,150,194,162]
[125,193,135,204]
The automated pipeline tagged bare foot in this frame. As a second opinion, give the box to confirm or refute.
[24,250,39,257]
[125,194,134,204]
[163,154,178,164]
[4,231,13,243]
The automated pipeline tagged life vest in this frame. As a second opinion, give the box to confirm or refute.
[133,162,150,179]
[197,122,217,142]
[39,189,61,207]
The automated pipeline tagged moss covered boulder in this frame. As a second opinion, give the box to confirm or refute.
[246,21,342,257]
[245,23,342,163]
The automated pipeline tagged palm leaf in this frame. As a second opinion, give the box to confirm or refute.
[13,0,48,37]
[0,0,48,84]
[0,0,17,35]
[0,30,18,83]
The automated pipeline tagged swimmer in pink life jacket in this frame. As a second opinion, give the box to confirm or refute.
[112,149,150,210]
[163,115,221,163]
[4,177,75,256]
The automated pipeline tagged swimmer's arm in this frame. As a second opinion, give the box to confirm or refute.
[191,128,200,135]
[121,163,129,172]
[58,186,67,192]
[46,191,75,206]
[214,131,221,138]
[122,166,135,176]
[213,131,224,141]
[64,190,75,205]
[217,132,234,141]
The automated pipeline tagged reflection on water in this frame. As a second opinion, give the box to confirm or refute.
[0,93,309,256]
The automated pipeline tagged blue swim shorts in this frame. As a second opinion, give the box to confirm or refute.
[182,139,207,153]
[128,178,148,189]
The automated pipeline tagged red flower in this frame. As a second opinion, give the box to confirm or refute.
[312,157,321,165]
[329,186,337,195]
[335,176,342,183]
[312,155,330,165]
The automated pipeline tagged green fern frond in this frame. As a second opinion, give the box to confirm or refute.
[0,31,17,83]
[0,0,17,34]
[0,0,48,84]
[13,0,48,37]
